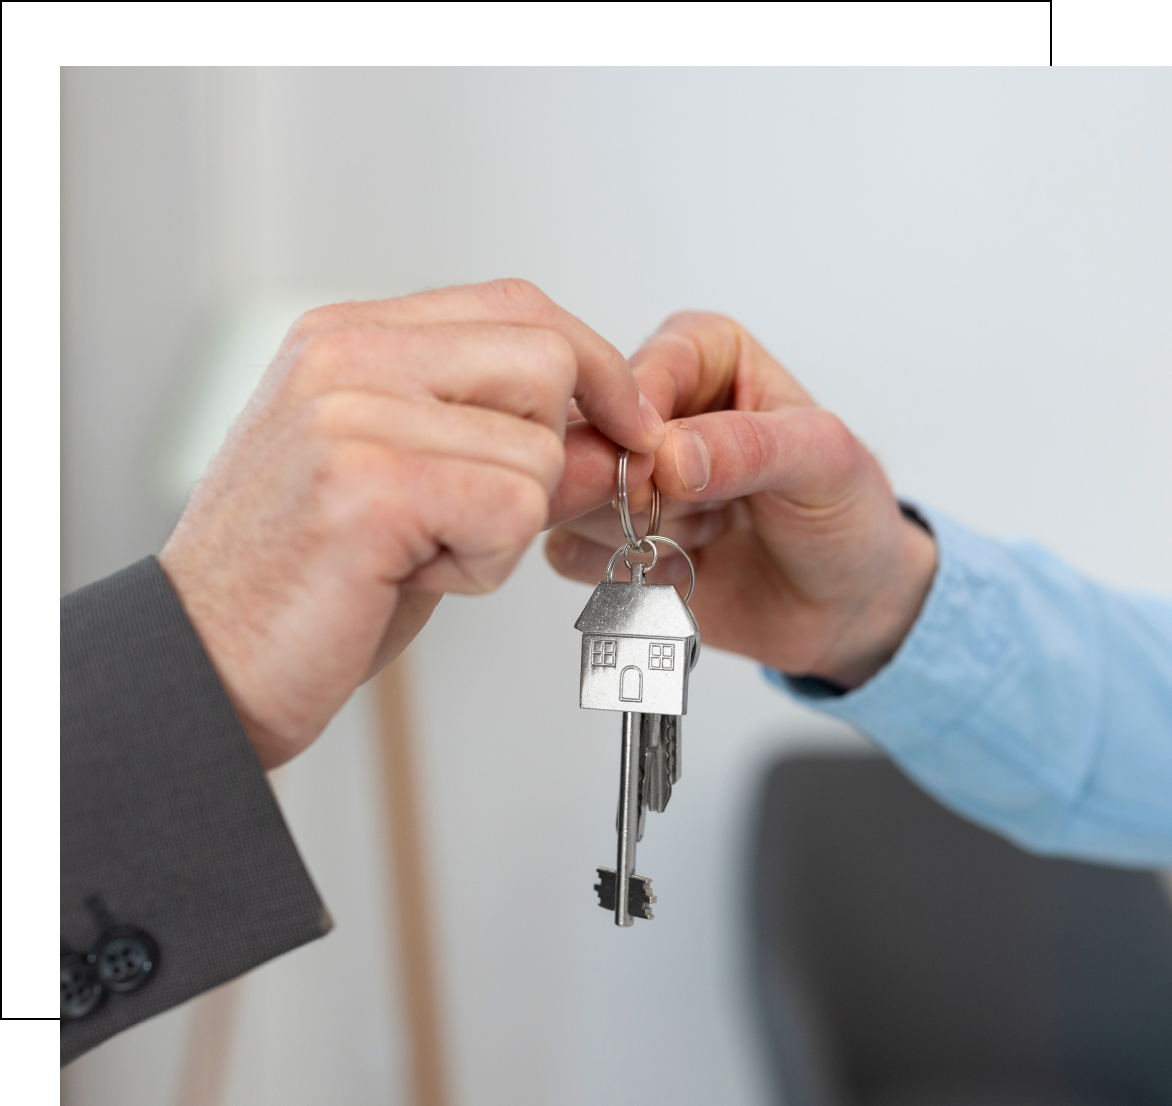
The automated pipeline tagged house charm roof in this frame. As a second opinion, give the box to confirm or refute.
[574,581,699,639]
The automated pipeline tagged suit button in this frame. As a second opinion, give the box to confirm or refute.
[61,952,105,1019]
[93,926,158,993]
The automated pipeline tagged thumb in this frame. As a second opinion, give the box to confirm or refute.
[652,407,867,508]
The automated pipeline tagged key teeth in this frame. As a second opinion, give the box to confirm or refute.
[594,868,656,920]
[631,874,657,909]
[594,867,615,910]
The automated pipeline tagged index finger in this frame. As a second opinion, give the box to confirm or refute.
[629,311,814,422]
[292,279,665,454]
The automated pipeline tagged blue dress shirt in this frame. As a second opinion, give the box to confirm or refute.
[768,507,1172,867]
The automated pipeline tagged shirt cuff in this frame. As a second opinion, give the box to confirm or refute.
[764,505,1016,749]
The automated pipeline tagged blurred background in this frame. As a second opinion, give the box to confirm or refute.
[60,68,1171,1106]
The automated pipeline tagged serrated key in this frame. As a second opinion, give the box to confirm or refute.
[594,868,655,920]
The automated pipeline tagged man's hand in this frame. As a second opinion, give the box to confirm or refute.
[160,280,665,769]
[546,312,937,690]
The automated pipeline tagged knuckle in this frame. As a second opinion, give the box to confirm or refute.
[287,304,345,343]
[303,391,356,439]
[487,277,548,313]
[663,309,716,330]
[806,409,865,485]
[492,473,549,543]
[661,309,741,336]
[810,408,857,458]
[285,327,369,392]
[529,425,567,488]
[312,441,395,533]
[293,328,344,371]
[537,322,572,353]
[534,328,576,377]
[728,412,772,475]
[521,329,577,409]
[319,438,390,490]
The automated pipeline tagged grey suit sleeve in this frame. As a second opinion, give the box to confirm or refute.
[61,558,331,1065]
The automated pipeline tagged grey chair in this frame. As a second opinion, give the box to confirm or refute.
[751,753,1172,1106]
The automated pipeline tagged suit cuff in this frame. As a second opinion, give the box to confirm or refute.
[61,558,330,1064]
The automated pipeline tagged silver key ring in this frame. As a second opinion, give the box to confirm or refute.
[615,449,660,547]
[609,449,695,603]
[605,536,695,603]
[610,537,659,576]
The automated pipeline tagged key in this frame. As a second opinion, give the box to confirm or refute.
[594,868,655,920]
[616,714,678,841]
[641,713,680,815]
[574,458,700,927]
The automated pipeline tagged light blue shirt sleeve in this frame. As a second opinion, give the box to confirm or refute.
[766,507,1172,867]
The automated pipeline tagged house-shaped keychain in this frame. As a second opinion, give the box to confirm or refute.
[575,578,701,715]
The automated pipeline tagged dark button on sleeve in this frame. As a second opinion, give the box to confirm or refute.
[61,952,106,1020]
[93,926,158,994]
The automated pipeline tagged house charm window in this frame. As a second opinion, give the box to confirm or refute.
[648,642,675,671]
[592,639,617,667]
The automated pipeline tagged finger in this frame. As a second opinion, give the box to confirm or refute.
[630,311,814,423]
[547,422,655,528]
[287,324,578,435]
[651,407,868,508]
[336,444,551,594]
[365,588,444,678]
[544,529,618,585]
[313,391,565,493]
[290,280,666,452]
[400,458,549,591]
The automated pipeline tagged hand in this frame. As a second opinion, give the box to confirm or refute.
[160,280,665,769]
[547,312,937,690]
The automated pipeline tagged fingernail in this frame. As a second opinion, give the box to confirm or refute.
[672,425,710,492]
[638,392,665,438]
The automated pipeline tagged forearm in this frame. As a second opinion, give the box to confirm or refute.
[772,508,1172,867]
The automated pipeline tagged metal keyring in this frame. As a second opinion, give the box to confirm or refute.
[609,450,695,603]
[606,535,695,603]
[615,449,660,547]
[607,538,659,580]
[605,537,695,603]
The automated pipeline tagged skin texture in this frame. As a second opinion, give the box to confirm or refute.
[159,280,662,769]
[546,312,938,691]
[162,286,935,771]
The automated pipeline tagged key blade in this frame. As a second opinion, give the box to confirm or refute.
[667,714,682,784]
[615,711,642,926]
[642,713,675,813]
[629,874,655,920]
[595,868,656,920]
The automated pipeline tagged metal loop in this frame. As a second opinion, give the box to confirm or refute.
[610,448,692,600]
[616,448,660,548]
[645,535,696,603]
[606,540,656,583]
[623,539,659,577]
[604,536,696,604]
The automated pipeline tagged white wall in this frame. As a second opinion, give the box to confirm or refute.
[62,68,1172,1106]
[61,68,202,592]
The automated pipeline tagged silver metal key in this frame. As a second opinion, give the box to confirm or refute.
[575,454,700,927]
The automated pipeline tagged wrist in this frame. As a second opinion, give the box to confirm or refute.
[812,511,938,690]
[156,546,287,768]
